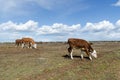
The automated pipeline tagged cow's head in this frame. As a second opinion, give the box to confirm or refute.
[32,44,37,49]
[91,50,97,58]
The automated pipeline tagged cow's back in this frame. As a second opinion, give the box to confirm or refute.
[68,38,89,48]
[22,38,35,44]
[15,39,22,44]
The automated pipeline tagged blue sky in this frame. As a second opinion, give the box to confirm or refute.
[0,0,120,42]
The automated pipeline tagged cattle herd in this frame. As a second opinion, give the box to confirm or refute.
[15,37,37,49]
[15,37,97,60]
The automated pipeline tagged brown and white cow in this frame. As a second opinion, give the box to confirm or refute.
[21,37,37,49]
[15,39,22,47]
[67,38,97,60]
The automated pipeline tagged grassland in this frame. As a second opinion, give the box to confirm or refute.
[0,42,120,80]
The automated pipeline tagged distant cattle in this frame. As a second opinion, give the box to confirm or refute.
[15,39,22,47]
[21,37,37,49]
[67,38,97,60]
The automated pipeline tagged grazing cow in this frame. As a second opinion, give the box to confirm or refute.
[67,38,97,60]
[21,37,37,49]
[15,39,22,47]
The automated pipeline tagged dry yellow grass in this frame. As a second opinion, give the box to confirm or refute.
[0,42,120,80]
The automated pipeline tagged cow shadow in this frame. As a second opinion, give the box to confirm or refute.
[62,54,90,60]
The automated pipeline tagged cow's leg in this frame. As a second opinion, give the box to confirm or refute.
[18,43,20,46]
[28,43,31,48]
[22,43,24,48]
[70,49,73,59]
[68,47,73,59]
[85,48,92,60]
[80,50,84,60]
[68,47,71,56]
[26,42,30,48]
[17,43,19,47]
[89,55,92,61]
[29,43,32,49]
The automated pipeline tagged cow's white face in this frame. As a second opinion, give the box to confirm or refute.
[91,50,97,58]
[33,44,37,49]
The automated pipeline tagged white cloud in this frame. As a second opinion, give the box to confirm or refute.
[0,20,81,42]
[116,19,120,26]
[112,0,120,6]
[82,20,114,32]
[37,23,81,35]
[80,20,120,41]
[1,19,120,42]
[0,20,38,32]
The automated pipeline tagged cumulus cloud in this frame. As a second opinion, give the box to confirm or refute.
[82,20,114,32]
[0,20,81,42]
[0,20,38,32]
[116,19,120,26]
[0,20,39,42]
[37,23,81,35]
[1,19,120,42]
[112,0,120,6]
[80,20,120,41]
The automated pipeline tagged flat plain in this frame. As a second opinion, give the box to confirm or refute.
[0,42,120,80]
